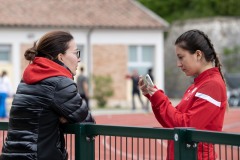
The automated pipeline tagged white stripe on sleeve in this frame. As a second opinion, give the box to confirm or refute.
[195,92,221,107]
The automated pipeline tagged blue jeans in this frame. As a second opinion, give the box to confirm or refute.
[0,92,8,118]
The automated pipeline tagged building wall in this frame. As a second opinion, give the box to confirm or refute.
[91,29,165,90]
[92,44,128,100]
[0,28,165,107]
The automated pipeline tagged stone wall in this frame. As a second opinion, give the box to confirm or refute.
[164,17,240,97]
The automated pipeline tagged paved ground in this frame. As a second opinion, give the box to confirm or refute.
[93,107,240,133]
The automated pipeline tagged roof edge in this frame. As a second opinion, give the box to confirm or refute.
[0,24,165,30]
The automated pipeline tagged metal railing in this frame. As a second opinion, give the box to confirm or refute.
[0,122,240,160]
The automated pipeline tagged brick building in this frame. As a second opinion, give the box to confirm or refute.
[0,0,168,107]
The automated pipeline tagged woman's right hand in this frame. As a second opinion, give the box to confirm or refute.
[138,76,158,96]
[138,76,149,95]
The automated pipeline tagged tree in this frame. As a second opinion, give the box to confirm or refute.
[138,0,240,23]
[223,46,240,73]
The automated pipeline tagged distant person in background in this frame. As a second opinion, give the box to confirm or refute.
[0,70,13,118]
[145,68,154,111]
[139,29,227,160]
[77,67,89,108]
[126,69,144,110]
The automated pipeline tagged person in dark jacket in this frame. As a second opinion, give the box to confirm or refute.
[126,69,144,110]
[77,66,89,108]
[0,31,95,160]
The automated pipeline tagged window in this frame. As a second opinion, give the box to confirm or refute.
[0,45,11,62]
[128,46,138,62]
[128,45,154,75]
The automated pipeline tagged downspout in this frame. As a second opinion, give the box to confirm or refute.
[87,28,94,98]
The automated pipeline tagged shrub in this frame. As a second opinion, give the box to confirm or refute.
[92,75,114,108]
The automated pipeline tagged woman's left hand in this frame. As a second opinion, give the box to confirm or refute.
[59,117,68,123]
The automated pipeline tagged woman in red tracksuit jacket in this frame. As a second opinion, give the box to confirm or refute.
[139,29,227,160]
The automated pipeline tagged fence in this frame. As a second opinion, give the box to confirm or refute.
[0,122,240,159]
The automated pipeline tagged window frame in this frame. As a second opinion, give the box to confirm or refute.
[0,44,12,63]
[127,45,155,75]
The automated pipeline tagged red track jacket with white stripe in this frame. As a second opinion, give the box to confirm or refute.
[148,67,227,160]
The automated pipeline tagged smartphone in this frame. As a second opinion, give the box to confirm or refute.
[143,74,154,87]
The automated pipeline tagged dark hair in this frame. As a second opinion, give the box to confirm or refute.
[148,68,152,73]
[24,31,73,61]
[1,70,7,77]
[175,29,225,82]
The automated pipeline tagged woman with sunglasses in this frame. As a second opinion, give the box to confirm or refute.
[1,31,95,160]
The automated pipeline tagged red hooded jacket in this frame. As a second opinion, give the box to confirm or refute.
[148,67,227,160]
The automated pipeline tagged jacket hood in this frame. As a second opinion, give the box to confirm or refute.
[23,57,73,84]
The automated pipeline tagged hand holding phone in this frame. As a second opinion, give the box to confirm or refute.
[143,74,154,87]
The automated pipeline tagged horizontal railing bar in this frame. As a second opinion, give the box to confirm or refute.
[1,122,240,146]
[62,123,82,134]
[188,129,240,146]
[85,124,174,139]
[0,122,81,134]
[0,122,8,130]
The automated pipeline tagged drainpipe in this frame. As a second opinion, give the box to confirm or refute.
[87,28,94,98]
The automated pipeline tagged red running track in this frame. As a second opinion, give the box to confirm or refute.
[95,108,240,132]
[0,108,240,159]
[92,108,240,160]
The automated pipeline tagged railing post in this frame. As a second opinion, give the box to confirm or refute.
[174,128,197,160]
[75,124,95,160]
